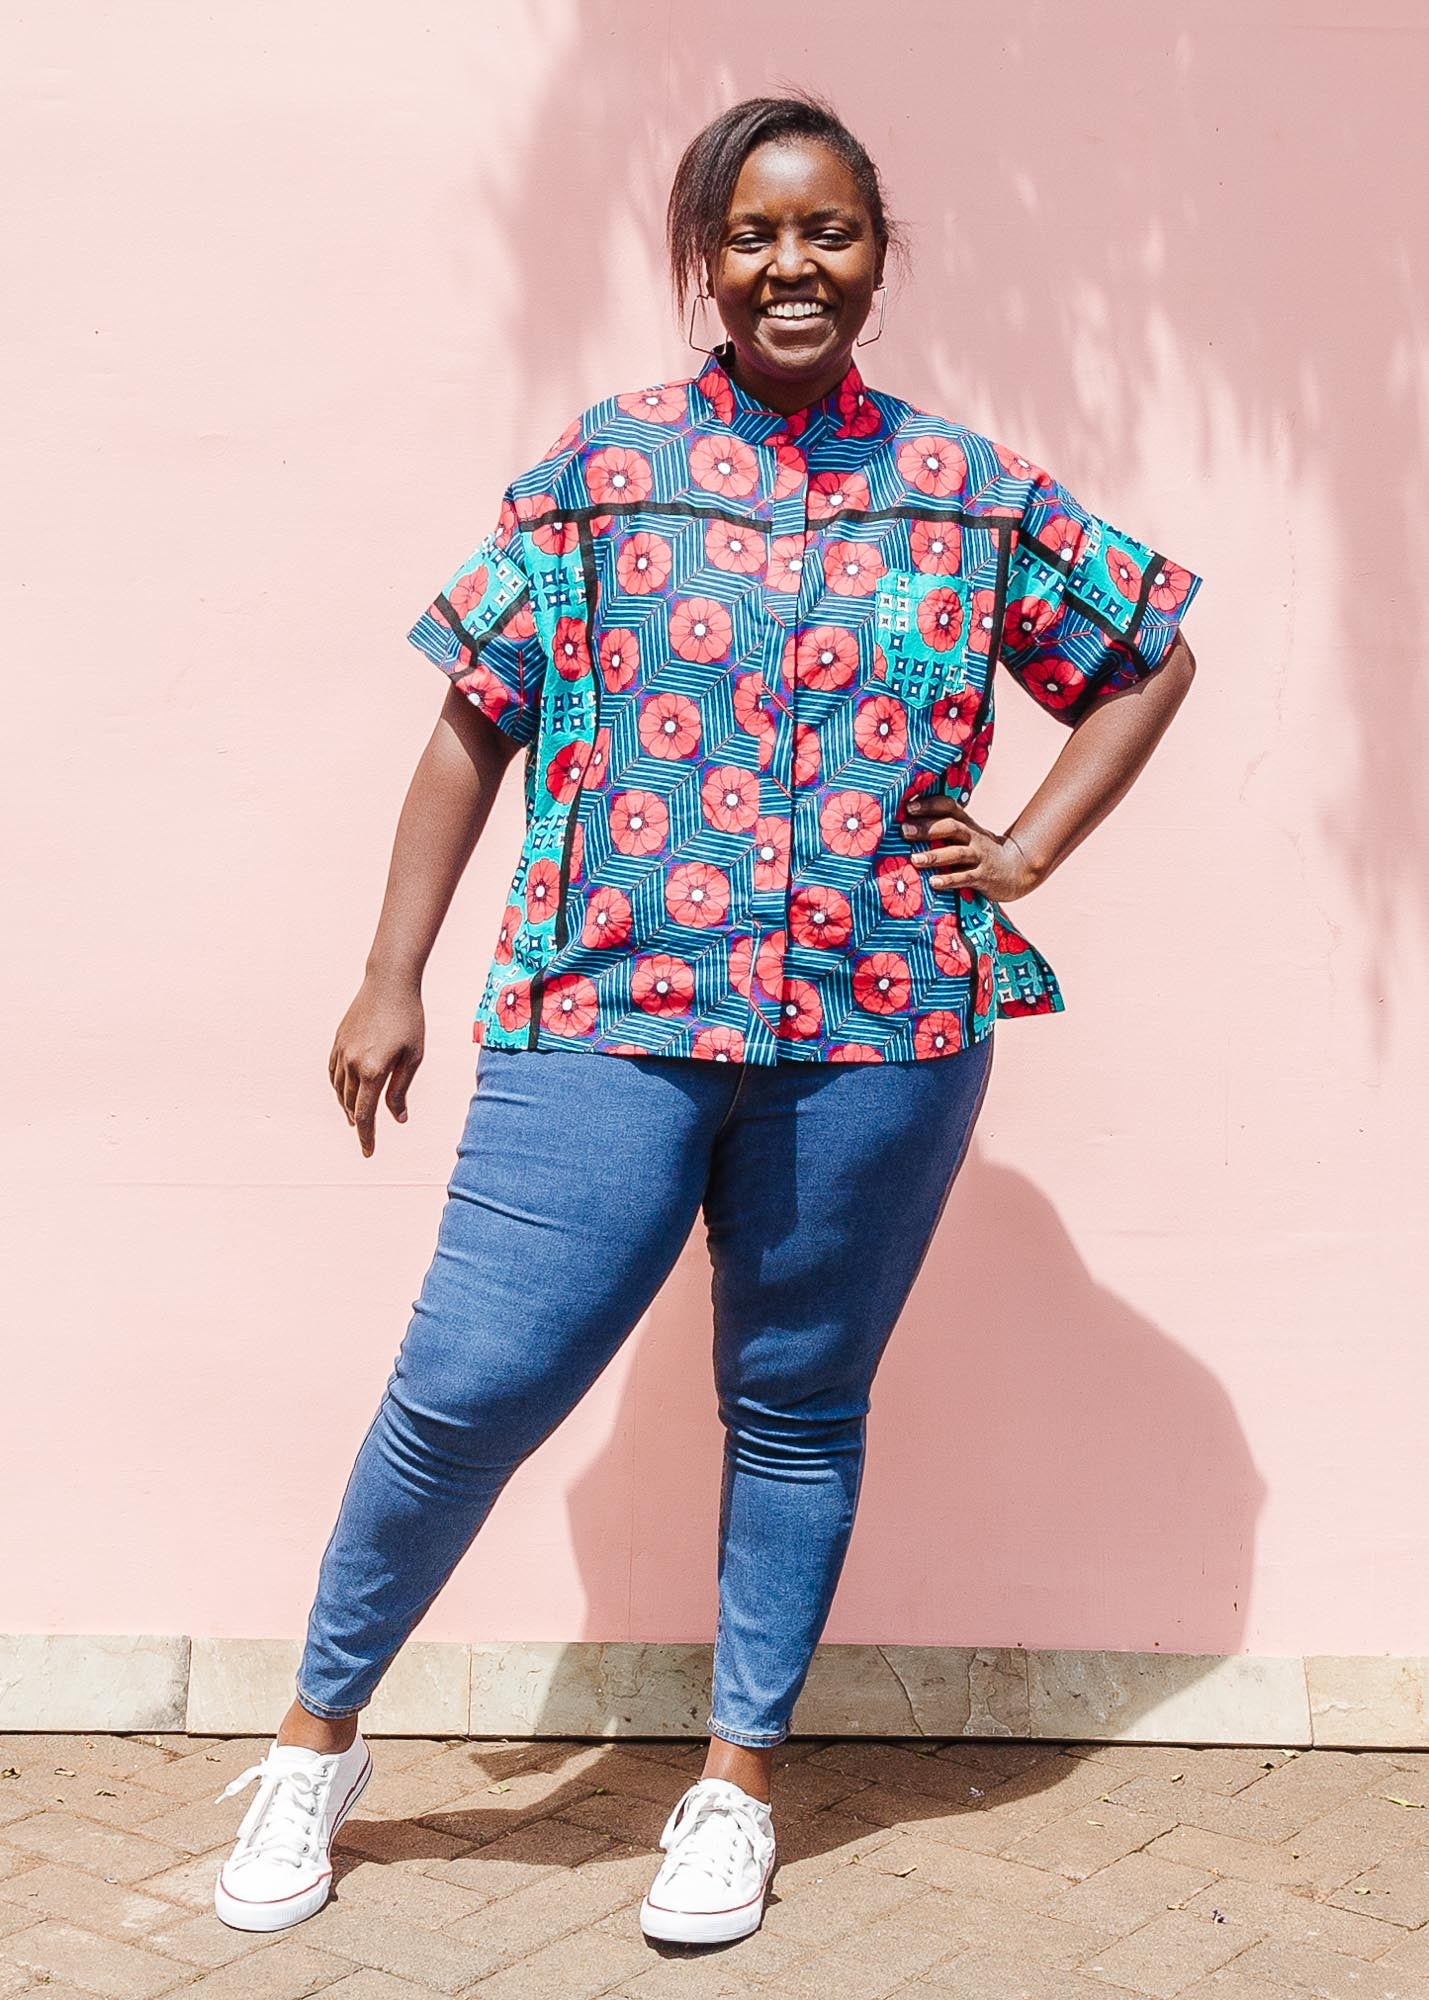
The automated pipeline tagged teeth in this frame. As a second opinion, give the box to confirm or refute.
[765,301,827,319]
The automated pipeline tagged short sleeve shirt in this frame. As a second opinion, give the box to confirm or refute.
[406,343,1203,1064]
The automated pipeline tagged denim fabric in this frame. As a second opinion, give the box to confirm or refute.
[296,1035,993,1746]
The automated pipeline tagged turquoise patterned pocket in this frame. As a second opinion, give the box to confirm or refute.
[874,570,974,702]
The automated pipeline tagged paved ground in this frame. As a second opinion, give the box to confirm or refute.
[1,1733,1427,1997]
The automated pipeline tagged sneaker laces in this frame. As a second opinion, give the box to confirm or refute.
[215,1751,332,1871]
[656,1779,770,1892]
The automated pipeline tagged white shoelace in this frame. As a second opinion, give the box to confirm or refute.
[216,1752,331,1871]
[656,1780,770,1891]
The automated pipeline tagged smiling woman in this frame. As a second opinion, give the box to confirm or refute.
[216,90,1204,1955]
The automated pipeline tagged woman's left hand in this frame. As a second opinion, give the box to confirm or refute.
[901,793,1040,901]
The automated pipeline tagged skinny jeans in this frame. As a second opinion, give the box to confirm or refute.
[296,1036,992,1747]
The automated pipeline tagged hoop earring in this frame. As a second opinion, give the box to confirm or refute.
[686,288,721,354]
[855,284,887,347]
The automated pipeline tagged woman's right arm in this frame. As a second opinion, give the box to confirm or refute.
[329,685,522,1156]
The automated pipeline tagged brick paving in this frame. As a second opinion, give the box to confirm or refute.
[0,1733,1426,1996]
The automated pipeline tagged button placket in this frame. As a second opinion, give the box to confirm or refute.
[752,426,810,1049]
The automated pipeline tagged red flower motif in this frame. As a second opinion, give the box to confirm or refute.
[975,953,995,1013]
[1025,657,1087,710]
[608,788,668,855]
[494,979,532,1032]
[552,616,591,680]
[874,855,925,919]
[668,596,733,664]
[1104,543,1144,602]
[1148,559,1194,612]
[1002,595,1060,654]
[517,494,579,557]
[585,726,612,789]
[931,913,971,975]
[914,1011,963,1058]
[755,929,786,995]
[968,586,996,653]
[854,693,908,763]
[542,973,599,1036]
[666,860,731,929]
[917,587,964,652]
[728,676,772,740]
[820,789,883,857]
[506,599,536,642]
[828,1042,883,1062]
[544,740,589,802]
[909,520,963,575]
[448,564,489,620]
[630,952,695,1016]
[777,978,822,1039]
[581,884,632,949]
[524,857,561,922]
[689,433,759,498]
[853,951,911,1014]
[807,470,870,520]
[822,540,886,596]
[454,670,513,731]
[703,368,736,426]
[585,446,653,505]
[769,533,807,593]
[616,532,672,595]
[498,497,520,544]
[752,815,790,891]
[794,624,858,691]
[897,436,967,498]
[692,1024,745,1061]
[789,883,853,949]
[930,685,980,747]
[771,442,806,500]
[836,376,882,438]
[493,902,522,964]
[728,935,754,997]
[617,383,687,423]
[599,628,640,690]
[705,519,766,576]
[701,764,759,833]
[793,721,821,786]
[1039,513,1090,567]
[638,690,702,760]
[995,442,1045,482]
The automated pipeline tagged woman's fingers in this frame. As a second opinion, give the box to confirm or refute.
[351,1069,386,1157]
[385,1052,420,1125]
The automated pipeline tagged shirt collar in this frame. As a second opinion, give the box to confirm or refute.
[690,341,870,442]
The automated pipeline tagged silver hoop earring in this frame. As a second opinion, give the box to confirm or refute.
[855,284,887,347]
[686,288,721,354]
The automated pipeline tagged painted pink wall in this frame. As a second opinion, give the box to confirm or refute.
[5,3,1427,1666]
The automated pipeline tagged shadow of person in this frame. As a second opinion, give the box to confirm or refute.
[501,1137,1266,1870]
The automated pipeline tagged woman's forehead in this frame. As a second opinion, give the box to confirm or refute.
[727,137,866,218]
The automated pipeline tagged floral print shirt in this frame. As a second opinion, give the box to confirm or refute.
[407,344,1203,1064]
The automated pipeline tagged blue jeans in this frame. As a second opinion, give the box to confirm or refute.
[296,1036,993,1746]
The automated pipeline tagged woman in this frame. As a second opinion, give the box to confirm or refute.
[214,93,1201,1948]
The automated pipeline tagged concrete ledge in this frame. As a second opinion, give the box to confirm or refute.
[0,1637,1423,1746]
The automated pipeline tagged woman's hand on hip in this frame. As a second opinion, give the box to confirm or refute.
[901,793,1040,901]
[329,973,425,1158]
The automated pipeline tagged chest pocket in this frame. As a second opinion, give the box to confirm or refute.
[873,570,974,702]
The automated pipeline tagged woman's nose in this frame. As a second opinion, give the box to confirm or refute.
[770,233,816,281]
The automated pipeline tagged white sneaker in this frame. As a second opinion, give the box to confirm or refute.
[212,1734,372,1931]
[639,1776,776,1945]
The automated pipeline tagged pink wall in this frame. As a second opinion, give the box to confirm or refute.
[5,2,1427,1662]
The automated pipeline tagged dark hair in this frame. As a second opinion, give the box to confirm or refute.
[665,91,908,316]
